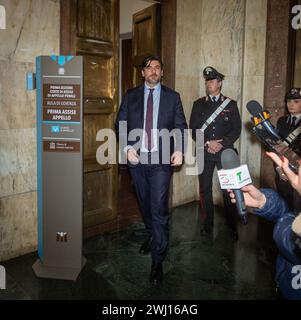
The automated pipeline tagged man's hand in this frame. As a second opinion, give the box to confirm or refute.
[206,139,223,154]
[228,184,266,209]
[127,148,139,164]
[171,151,183,166]
[266,151,301,196]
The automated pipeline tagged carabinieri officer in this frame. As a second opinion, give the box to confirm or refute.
[190,66,242,241]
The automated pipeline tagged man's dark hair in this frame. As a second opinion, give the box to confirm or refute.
[141,55,164,69]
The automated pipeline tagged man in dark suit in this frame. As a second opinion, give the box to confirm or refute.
[115,56,187,284]
[189,66,241,241]
[275,88,301,212]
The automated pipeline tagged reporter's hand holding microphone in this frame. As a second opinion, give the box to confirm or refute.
[227,151,301,237]
[227,151,301,210]
[228,184,266,210]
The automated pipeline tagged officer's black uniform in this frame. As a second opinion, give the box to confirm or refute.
[275,88,301,212]
[190,67,242,237]
[277,116,301,138]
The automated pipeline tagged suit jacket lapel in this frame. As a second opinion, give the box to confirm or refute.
[136,85,144,129]
[157,85,166,130]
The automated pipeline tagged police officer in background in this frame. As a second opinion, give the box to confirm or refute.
[277,88,301,137]
[190,66,242,240]
[275,88,301,212]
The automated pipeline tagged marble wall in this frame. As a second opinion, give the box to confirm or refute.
[240,0,267,187]
[173,0,267,206]
[0,0,59,262]
[173,0,203,206]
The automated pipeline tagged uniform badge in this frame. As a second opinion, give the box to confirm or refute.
[205,67,212,75]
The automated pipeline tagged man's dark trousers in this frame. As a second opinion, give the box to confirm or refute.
[130,162,172,264]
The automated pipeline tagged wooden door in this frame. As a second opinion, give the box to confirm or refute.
[60,0,119,235]
[132,4,161,87]
[121,38,133,95]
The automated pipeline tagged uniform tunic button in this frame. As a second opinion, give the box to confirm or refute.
[213,126,215,129]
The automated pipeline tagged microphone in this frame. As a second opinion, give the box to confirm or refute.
[246,100,282,141]
[221,149,248,225]
[246,100,301,173]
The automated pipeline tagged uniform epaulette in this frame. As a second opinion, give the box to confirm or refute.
[222,95,233,102]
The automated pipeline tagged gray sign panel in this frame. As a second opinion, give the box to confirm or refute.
[33,56,85,280]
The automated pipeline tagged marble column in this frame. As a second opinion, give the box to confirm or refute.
[240,0,267,186]
[198,0,245,207]
[173,0,203,207]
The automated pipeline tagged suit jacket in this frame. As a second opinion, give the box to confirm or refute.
[115,84,188,165]
[189,94,241,160]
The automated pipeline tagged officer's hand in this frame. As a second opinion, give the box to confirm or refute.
[266,151,301,196]
[208,140,223,153]
[127,148,139,164]
[171,151,183,166]
[207,146,216,154]
[228,184,266,209]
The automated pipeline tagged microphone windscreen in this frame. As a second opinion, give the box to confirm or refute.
[221,148,240,169]
[246,100,263,116]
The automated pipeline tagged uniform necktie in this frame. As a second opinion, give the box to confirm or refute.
[291,116,297,127]
[212,96,216,103]
[145,88,154,150]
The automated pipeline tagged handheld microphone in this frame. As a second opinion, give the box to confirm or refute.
[246,100,301,173]
[246,100,282,141]
[221,149,248,225]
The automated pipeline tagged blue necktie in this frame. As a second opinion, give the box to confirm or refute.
[145,89,154,150]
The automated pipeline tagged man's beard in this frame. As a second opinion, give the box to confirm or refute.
[145,74,161,85]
